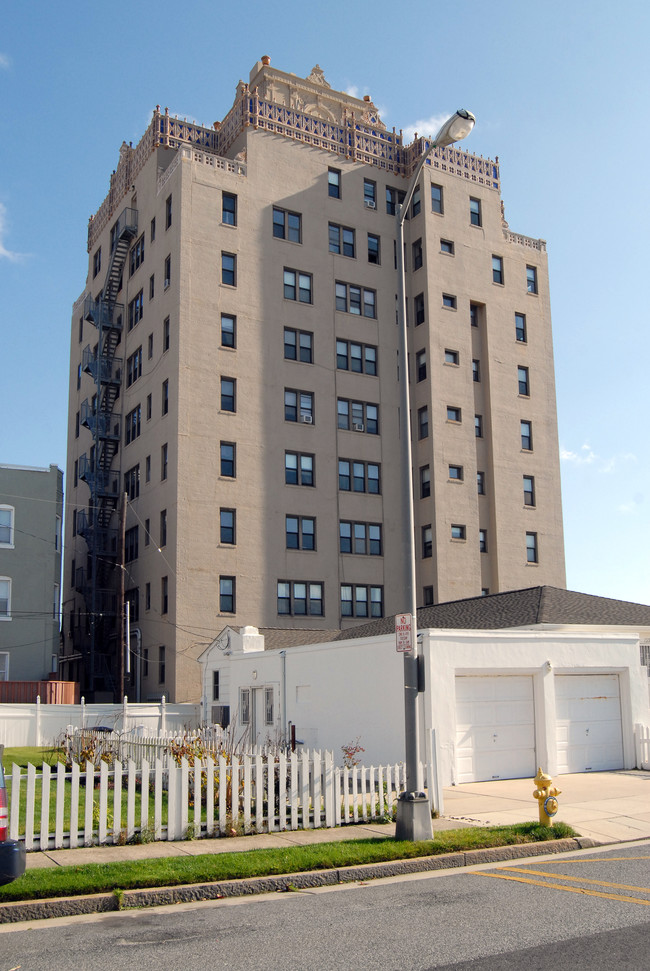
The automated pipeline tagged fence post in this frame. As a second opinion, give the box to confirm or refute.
[35,695,42,747]
[81,696,86,729]
[161,695,167,733]
[123,694,129,732]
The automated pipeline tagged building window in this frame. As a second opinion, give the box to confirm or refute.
[284,268,312,303]
[412,239,423,270]
[93,247,101,279]
[335,281,376,317]
[165,195,172,229]
[423,586,434,606]
[145,455,151,482]
[164,255,171,288]
[526,532,538,563]
[411,185,421,217]
[367,234,380,264]
[518,366,530,396]
[126,348,142,387]
[449,465,463,481]
[475,414,483,437]
[414,293,425,325]
[285,452,314,486]
[521,420,533,451]
[443,293,457,309]
[440,238,454,255]
[129,235,145,276]
[477,471,485,495]
[418,406,429,439]
[419,465,431,498]
[0,507,15,547]
[146,393,152,421]
[447,406,461,423]
[149,274,155,300]
[161,443,168,481]
[469,197,482,226]
[220,508,236,544]
[515,312,527,343]
[386,186,405,215]
[416,349,427,382]
[329,223,355,257]
[221,314,236,348]
[286,516,316,551]
[526,265,538,294]
[328,168,341,198]
[144,519,150,546]
[339,521,382,556]
[220,441,235,477]
[338,459,380,494]
[159,509,167,548]
[161,576,168,614]
[212,670,220,701]
[277,581,323,616]
[284,328,313,363]
[162,379,169,415]
[240,687,250,724]
[479,529,487,553]
[523,475,535,506]
[221,377,236,412]
[363,178,376,207]
[336,340,377,375]
[273,207,301,242]
[125,526,139,563]
[150,217,156,242]
[285,389,314,423]
[221,252,236,286]
[492,255,504,284]
[222,191,237,226]
[470,302,481,328]
[0,579,10,620]
[340,584,383,619]
[162,316,170,352]
[451,524,466,541]
[337,399,378,434]
[265,686,274,726]
[472,359,480,382]
[128,291,144,331]
[431,184,443,214]
[125,405,141,445]
[124,465,140,501]
[422,526,432,558]
[218,576,235,613]
[148,333,154,358]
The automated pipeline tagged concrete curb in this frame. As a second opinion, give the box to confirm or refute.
[0,837,601,924]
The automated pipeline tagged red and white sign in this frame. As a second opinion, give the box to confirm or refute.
[395,613,413,653]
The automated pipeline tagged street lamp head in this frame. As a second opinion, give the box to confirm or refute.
[432,109,476,148]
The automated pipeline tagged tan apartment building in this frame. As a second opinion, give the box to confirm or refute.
[61,58,565,701]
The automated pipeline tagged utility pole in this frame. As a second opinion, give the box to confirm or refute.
[117,491,127,702]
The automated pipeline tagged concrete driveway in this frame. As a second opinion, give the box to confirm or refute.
[442,769,650,843]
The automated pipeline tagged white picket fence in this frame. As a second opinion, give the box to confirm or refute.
[635,723,650,769]
[7,754,439,852]
[64,726,229,769]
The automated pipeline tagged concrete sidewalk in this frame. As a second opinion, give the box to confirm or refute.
[24,768,650,871]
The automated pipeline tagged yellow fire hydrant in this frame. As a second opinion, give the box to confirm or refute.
[533,767,561,826]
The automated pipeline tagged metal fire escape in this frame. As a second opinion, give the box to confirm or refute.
[77,206,138,698]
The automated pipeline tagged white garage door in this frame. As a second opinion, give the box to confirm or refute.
[455,676,536,784]
[555,674,623,774]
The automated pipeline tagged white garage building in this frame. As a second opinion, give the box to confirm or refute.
[200,587,650,786]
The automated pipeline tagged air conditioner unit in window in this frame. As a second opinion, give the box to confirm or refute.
[364,200,376,210]
[353,422,364,432]
[301,414,313,424]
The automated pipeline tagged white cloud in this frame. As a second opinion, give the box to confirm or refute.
[0,203,28,263]
[0,54,10,70]
[402,113,450,145]
[560,444,596,465]
[560,444,638,473]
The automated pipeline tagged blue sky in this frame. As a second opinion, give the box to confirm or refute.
[1,0,649,604]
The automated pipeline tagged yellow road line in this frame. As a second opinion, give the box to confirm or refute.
[520,856,650,865]
[475,871,650,906]
[497,866,650,894]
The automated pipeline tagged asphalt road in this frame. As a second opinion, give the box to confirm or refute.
[1,842,649,970]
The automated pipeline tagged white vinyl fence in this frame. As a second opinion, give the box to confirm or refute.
[635,723,650,769]
[6,753,441,851]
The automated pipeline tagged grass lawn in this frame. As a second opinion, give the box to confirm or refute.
[0,822,577,903]
[2,747,65,770]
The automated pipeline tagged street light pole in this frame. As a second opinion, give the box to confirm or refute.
[394,110,475,842]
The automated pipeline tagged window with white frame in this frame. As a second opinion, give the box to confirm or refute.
[265,686,274,725]
[0,507,15,547]
[0,578,11,619]
[0,653,8,679]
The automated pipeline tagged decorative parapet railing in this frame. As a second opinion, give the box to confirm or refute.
[503,230,546,252]
[157,144,246,195]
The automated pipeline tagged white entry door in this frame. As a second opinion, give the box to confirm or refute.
[555,674,623,773]
[455,676,536,784]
